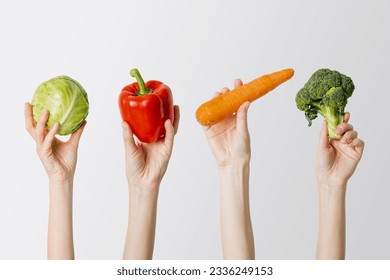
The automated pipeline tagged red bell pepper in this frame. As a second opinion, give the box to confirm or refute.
[118,68,174,143]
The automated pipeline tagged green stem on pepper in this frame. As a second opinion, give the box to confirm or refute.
[130,68,153,96]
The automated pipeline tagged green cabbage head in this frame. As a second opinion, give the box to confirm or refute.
[32,76,89,135]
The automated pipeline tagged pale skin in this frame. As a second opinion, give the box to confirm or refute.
[122,106,180,260]
[24,102,86,260]
[203,79,255,260]
[316,113,364,259]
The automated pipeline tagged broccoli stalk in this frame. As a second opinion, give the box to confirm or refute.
[318,104,344,139]
[296,69,354,139]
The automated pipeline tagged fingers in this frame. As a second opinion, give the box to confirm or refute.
[41,122,59,152]
[220,87,229,94]
[25,105,58,153]
[164,119,175,151]
[335,118,364,154]
[349,138,365,155]
[69,121,87,148]
[340,130,358,144]
[173,105,180,135]
[236,101,250,135]
[335,122,353,136]
[212,91,222,98]
[35,109,49,145]
[122,121,137,156]
[234,79,243,89]
[318,121,330,149]
[344,112,350,123]
[212,78,242,98]
[24,102,36,137]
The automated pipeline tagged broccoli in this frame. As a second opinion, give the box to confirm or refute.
[295,68,355,139]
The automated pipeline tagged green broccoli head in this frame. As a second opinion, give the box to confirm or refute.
[295,68,355,139]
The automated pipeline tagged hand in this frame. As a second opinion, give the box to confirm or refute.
[122,106,180,192]
[316,113,364,188]
[25,102,86,183]
[202,79,251,167]
[203,80,254,259]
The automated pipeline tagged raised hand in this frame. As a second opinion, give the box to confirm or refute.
[316,112,364,188]
[25,102,86,183]
[203,79,251,167]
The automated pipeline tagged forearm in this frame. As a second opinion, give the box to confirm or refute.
[123,185,159,260]
[219,161,254,259]
[316,183,347,260]
[48,179,74,260]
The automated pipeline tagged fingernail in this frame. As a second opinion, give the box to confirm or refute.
[121,122,127,130]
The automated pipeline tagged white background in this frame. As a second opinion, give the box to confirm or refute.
[0,0,389,260]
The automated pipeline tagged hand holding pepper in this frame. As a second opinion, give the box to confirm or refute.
[121,106,180,191]
[121,102,180,260]
[119,69,174,143]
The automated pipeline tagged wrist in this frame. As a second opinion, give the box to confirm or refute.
[218,159,250,171]
[48,179,73,206]
[317,182,347,210]
[49,178,73,192]
[317,178,348,193]
[316,169,350,190]
[48,172,74,186]
[128,183,160,219]
[219,161,250,192]
[128,181,160,197]
[318,183,346,198]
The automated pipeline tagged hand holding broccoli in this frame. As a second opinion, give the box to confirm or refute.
[316,113,364,188]
[315,113,364,260]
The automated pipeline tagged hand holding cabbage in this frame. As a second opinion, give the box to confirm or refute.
[26,75,89,260]
[25,101,87,179]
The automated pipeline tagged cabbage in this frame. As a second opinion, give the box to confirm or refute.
[32,75,89,136]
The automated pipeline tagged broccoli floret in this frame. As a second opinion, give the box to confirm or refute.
[295,68,355,139]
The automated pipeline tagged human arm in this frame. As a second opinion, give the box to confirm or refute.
[203,79,254,259]
[122,106,180,260]
[24,102,86,259]
[316,113,364,259]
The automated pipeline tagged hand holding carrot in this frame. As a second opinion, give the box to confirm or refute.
[203,79,255,259]
[202,79,251,167]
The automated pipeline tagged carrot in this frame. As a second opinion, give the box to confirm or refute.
[196,68,294,126]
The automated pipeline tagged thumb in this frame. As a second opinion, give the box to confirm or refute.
[69,121,87,148]
[236,101,250,135]
[318,121,330,149]
[163,119,175,153]
[122,121,137,156]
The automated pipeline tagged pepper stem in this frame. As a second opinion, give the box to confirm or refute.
[130,68,152,96]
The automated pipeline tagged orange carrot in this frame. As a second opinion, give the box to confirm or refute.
[196,68,294,126]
